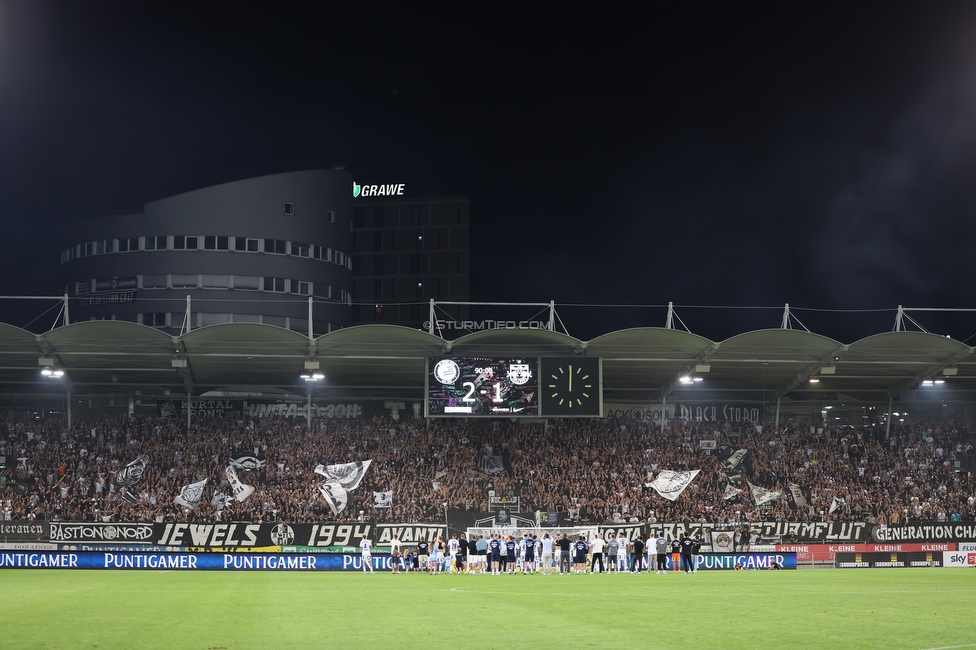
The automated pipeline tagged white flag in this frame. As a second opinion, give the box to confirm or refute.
[174,478,207,510]
[225,466,254,502]
[749,482,782,507]
[829,496,842,514]
[373,490,393,508]
[647,469,700,501]
[314,460,372,490]
[319,479,348,515]
[722,484,742,501]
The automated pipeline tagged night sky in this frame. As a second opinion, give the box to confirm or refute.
[3,2,976,342]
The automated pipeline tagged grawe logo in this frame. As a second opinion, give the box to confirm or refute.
[353,182,405,198]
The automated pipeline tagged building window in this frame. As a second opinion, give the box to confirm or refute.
[171,274,199,288]
[204,236,217,250]
[284,202,295,216]
[173,236,185,250]
[335,251,345,266]
[290,242,310,257]
[144,236,166,250]
[84,242,94,256]
[117,237,139,252]
[264,239,287,254]
[186,236,198,250]
[233,275,260,290]
[217,236,229,250]
[328,210,336,223]
[202,274,230,289]
[291,280,310,295]
[235,237,260,252]
[141,275,167,289]
[145,313,168,328]
[263,277,285,292]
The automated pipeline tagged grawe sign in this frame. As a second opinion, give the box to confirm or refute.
[353,182,405,197]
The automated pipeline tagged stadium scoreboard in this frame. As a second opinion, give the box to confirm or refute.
[426,356,601,417]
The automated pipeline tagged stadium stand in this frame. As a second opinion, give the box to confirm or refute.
[2,414,973,526]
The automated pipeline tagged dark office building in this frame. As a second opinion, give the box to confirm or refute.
[352,195,469,328]
[59,170,354,335]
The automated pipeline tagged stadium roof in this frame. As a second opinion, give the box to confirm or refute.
[2,321,976,407]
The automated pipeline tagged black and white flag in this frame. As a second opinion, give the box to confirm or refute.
[229,456,265,471]
[828,495,843,515]
[711,530,735,552]
[314,460,372,490]
[722,484,742,501]
[787,483,808,509]
[318,479,348,515]
[115,455,149,487]
[211,491,233,510]
[225,466,254,502]
[174,478,207,510]
[719,448,749,472]
[749,482,782,507]
[477,455,505,475]
[373,491,393,508]
[646,469,700,501]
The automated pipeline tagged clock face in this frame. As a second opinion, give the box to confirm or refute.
[540,357,601,417]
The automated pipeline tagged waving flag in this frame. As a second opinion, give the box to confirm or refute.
[314,460,372,490]
[749,482,782,507]
[723,484,742,501]
[373,491,393,508]
[318,479,348,515]
[174,478,207,510]
[647,470,700,501]
[229,456,265,471]
[115,455,149,487]
[225,466,254,502]
[116,455,150,505]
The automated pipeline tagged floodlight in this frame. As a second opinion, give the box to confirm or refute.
[921,380,934,386]
[809,377,820,383]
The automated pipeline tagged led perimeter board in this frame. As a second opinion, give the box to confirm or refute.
[426,357,603,417]
[426,357,539,416]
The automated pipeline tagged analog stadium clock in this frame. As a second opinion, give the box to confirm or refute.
[540,357,602,417]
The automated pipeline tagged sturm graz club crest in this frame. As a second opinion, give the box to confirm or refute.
[270,524,295,546]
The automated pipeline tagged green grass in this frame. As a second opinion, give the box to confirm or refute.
[1,568,974,649]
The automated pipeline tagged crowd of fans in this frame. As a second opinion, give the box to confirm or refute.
[1,410,973,526]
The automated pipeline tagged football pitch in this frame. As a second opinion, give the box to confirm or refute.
[1,568,973,649]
